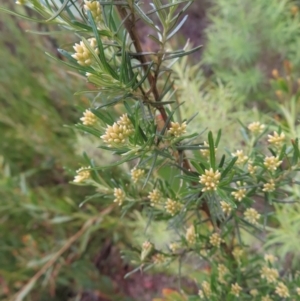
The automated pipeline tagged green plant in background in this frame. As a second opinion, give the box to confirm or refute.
[202,0,300,96]
[2,1,300,301]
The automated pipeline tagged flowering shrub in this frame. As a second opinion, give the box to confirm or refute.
[3,0,300,300]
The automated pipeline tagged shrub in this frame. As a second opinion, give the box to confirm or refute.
[2,1,300,300]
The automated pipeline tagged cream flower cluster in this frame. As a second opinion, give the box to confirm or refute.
[275,282,289,298]
[217,264,228,284]
[244,208,260,225]
[113,188,126,206]
[130,168,144,183]
[148,189,161,206]
[84,0,102,23]
[250,289,258,297]
[185,225,196,245]
[165,198,182,216]
[209,233,222,248]
[232,247,243,261]
[199,168,221,192]
[231,283,242,297]
[73,166,91,183]
[262,179,275,192]
[264,253,277,264]
[72,38,99,66]
[80,109,97,126]
[260,266,279,283]
[232,149,248,164]
[220,201,232,215]
[248,160,257,175]
[101,114,134,147]
[268,131,285,147]
[231,188,246,201]
[200,141,217,158]
[200,141,210,158]
[152,253,165,264]
[167,121,187,138]
[169,242,181,253]
[248,121,265,135]
[264,156,282,171]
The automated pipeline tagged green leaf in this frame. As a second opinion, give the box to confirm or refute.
[221,157,238,179]
[292,138,300,165]
[208,131,215,170]
[46,0,70,21]
[190,160,204,174]
[215,129,222,147]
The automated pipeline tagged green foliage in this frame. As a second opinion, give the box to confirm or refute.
[203,0,300,95]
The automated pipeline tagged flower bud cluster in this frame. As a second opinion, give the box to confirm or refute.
[148,189,161,206]
[113,188,125,206]
[101,114,134,147]
[80,109,97,126]
[244,208,260,225]
[130,168,144,183]
[167,121,187,138]
[164,198,182,216]
[84,0,102,23]
[72,38,99,66]
[73,166,91,183]
[199,168,221,192]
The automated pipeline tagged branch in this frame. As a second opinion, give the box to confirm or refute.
[13,205,114,301]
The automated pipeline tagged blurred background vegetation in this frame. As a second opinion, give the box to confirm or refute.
[1,0,300,300]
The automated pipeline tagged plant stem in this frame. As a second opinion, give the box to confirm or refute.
[13,205,114,301]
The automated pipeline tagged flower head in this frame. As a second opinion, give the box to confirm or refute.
[131,168,144,183]
[200,141,210,158]
[248,160,257,175]
[101,114,134,147]
[141,241,154,261]
[231,283,242,297]
[73,166,90,183]
[217,264,228,284]
[186,225,197,245]
[264,254,277,264]
[275,282,289,298]
[248,122,265,135]
[15,0,26,4]
[231,188,247,202]
[80,109,97,126]
[165,198,182,216]
[167,121,187,138]
[232,150,248,164]
[232,247,244,262]
[209,233,222,248]
[220,201,232,215]
[268,131,285,147]
[113,188,125,206]
[262,179,275,192]
[260,266,279,283]
[199,168,221,192]
[72,38,99,66]
[169,242,181,253]
[148,189,161,206]
[250,289,258,297]
[264,156,282,171]
[244,208,260,225]
[84,0,102,23]
[152,253,165,264]
[201,281,211,298]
